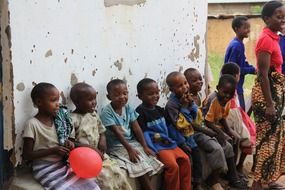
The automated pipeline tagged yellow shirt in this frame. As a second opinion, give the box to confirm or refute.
[205,97,230,128]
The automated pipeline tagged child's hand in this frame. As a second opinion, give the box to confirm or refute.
[143,147,155,157]
[229,130,240,144]
[216,130,226,146]
[53,146,70,156]
[98,139,107,155]
[180,93,191,107]
[181,144,192,155]
[203,128,217,137]
[92,147,104,159]
[65,140,75,150]
[127,147,140,163]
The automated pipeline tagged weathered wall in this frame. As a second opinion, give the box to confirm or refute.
[3,0,207,164]
[208,17,264,65]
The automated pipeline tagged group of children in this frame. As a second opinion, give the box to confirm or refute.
[22,60,256,190]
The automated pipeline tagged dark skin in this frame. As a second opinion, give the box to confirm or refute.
[72,86,106,158]
[107,83,154,190]
[185,70,217,137]
[107,83,154,163]
[23,87,74,161]
[205,83,240,146]
[252,5,285,190]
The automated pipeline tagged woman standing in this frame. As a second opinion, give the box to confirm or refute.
[252,1,285,190]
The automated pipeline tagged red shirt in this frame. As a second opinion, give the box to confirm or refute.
[255,27,282,73]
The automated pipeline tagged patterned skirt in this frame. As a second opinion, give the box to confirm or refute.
[33,160,100,190]
[108,140,164,178]
[252,71,285,183]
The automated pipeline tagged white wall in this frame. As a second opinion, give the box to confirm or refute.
[5,0,207,164]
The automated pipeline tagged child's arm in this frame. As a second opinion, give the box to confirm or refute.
[131,120,155,156]
[220,118,240,144]
[109,125,141,163]
[23,138,70,161]
[98,133,107,154]
[192,123,217,137]
[205,120,226,146]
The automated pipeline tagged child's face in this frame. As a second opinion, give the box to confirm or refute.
[185,70,203,94]
[38,87,60,116]
[77,87,97,113]
[236,20,250,38]
[139,82,160,108]
[169,74,189,98]
[216,83,235,106]
[108,83,128,108]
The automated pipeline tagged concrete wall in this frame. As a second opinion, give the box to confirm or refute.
[0,0,207,164]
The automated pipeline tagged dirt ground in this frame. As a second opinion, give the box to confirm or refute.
[221,155,285,190]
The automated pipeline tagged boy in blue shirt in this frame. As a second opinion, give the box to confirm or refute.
[224,16,256,110]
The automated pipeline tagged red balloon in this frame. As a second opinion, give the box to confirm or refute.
[69,147,103,178]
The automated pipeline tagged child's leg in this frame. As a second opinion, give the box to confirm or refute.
[138,174,153,190]
[237,152,247,173]
[190,147,203,190]
[157,149,180,190]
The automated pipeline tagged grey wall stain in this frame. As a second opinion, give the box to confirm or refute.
[114,58,123,71]
[71,49,74,54]
[92,68,98,76]
[188,35,200,62]
[45,49,52,58]
[32,81,37,86]
[70,73,78,86]
[16,82,25,91]
[178,66,183,72]
[60,91,67,105]
[64,57,68,63]
[104,0,145,7]
[129,68,132,75]
[161,79,169,96]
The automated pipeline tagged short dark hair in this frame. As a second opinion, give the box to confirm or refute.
[261,1,283,21]
[166,71,181,88]
[70,82,93,103]
[221,62,240,76]
[217,74,237,89]
[184,68,198,77]
[137,78,156,95]
[31,82,56,104]
[106,79,126,94]
[232,16,248,31]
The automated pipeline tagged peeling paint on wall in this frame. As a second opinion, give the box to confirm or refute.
[45,49,52,58]
[188,35,200,62]
[104,0,146,7]
[60,91,67,105]
[70,73,78,86]
[16,82,25,91]
[114,58,123,71]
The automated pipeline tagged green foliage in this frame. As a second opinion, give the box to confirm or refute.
[208,53,255,98]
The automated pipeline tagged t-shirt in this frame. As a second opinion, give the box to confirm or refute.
[100,103,138,148]
[224,37,256,94]
[205,97,231,128]
[71,112,106,147]
[256,27,282,73]
[136,105,177,153]
[23,117,75,161]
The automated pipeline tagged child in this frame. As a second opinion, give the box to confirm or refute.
[22,82,100,190]
[69,82,132,190]
[100,79,163,190]
[224,16,256,110]
[135,78,191,190]
[204,75,248,189]
[220,63,256,175]
[164,72,204,190]
[184,68,229,190]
